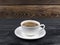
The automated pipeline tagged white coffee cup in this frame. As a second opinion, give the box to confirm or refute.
[20,20,45,36]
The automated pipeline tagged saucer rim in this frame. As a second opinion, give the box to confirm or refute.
[14,26,46,40]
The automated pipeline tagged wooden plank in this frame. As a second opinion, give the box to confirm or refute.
[0,0,60,5]
[0,5,60,18]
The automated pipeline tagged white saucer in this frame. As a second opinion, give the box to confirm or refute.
[14,26,46,40]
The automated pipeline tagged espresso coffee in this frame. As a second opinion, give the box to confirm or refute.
[22,22,38,27]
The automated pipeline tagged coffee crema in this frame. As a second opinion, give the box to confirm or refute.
[22,22,38,27]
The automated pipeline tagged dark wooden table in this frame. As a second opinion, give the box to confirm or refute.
[0,18,60,45]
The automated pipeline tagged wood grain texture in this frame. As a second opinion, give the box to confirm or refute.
[0,19,60,45]
[0,5,60,18]
[0,0,60,5]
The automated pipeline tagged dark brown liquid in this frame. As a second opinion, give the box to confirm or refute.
[23,22,38,27]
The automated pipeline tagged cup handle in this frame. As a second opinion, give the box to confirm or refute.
[40,24,45,29]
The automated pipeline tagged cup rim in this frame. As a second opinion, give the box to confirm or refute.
[21,20,40,28]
